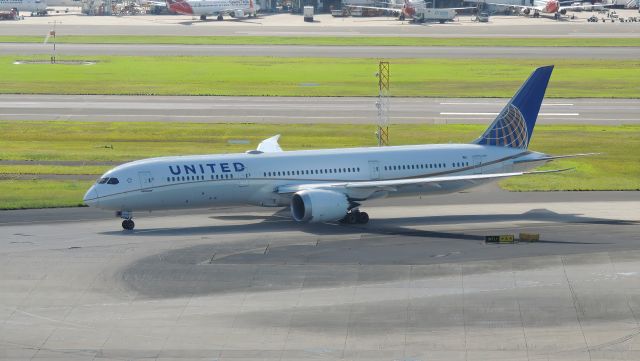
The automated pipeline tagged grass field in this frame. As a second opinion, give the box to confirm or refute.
[1,56,639,98]
[2,36,640,47]
[0,179,93,209]
[0,121,638,209]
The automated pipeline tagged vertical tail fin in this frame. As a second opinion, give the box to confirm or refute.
[474,65,554,149]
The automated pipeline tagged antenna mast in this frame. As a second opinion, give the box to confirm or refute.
[376,61,390,146]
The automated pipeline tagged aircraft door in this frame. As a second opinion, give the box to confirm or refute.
[368,161,380,180]
[239,172,249,187]
[472,155,485,174]
[138,171,154,192]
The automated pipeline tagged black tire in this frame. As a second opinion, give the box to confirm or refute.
[200,14,206,20]
[357,212,369,224]
[122,219,135,230]
[217,14,223,21]
[344,212,357,224]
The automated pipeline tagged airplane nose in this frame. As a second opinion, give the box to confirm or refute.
[83,187,99,207]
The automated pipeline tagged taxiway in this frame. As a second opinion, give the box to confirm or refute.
[1,95,637,124]
[4,43,639,59]
[1,188,639,360]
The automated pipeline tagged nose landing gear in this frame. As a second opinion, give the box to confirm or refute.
[117,210,135,230]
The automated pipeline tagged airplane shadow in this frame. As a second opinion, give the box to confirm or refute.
[100,208,635,244]
[178,17,264,26]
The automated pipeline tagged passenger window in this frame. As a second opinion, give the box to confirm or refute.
[107,178,119,185]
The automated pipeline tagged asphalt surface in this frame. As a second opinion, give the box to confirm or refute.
[1,188,639,360]
[2,13,640,37]
[4,43,640,58]
[1,95,637,124]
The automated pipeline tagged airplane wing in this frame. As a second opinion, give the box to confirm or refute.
[346,5,403,14]
[142,0,166,6]
[559,3,612,11]
[276,168,570,196]
[488,3,544,11]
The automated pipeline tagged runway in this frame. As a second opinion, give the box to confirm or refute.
[1,95,638,124]
[1,188,639,360]
[4,43,640,59]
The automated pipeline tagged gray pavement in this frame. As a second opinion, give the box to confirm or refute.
[1,95,638,124]
[1,13,640,37]
[4,43,640,58]
[1,188,639,360]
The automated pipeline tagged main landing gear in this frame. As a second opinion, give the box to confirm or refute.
[117,210,135,230]
[217,14,223,21]
[340,209,369,225]
[122,219,135,230]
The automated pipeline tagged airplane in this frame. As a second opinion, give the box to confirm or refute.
[348,0,473,23]
[0,0,47,15]
[84,65,591,231]
[488,0,611,19]
[164,0,258,20]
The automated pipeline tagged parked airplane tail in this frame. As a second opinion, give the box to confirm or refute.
[474,65,553,149]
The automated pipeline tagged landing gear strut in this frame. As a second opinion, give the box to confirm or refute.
[341,209,369,225]
[200,14,207,20]
[117,210,135,230]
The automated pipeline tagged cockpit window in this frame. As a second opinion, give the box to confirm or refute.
[98,178,109,184]
[107,178,119,185]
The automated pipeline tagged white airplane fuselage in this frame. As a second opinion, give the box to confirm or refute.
[0,0,46,12]
[85,143,543,212]
[166,0,256,18]
[85,66,568,230]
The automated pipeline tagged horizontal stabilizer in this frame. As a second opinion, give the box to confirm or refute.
[513,153,600,164]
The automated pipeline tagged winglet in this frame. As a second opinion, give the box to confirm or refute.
[256,134,283,153]
[474,65,554,149]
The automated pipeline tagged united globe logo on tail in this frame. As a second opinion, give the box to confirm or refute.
[476,104,528,149]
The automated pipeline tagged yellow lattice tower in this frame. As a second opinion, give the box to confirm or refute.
[376,61,390,146]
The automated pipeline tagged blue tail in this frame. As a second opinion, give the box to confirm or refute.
[474,65,554,149]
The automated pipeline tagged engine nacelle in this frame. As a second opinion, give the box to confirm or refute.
[523,8,530,15]
[559,9,566,15]
[232,9,244,17]
[290,189,349,223]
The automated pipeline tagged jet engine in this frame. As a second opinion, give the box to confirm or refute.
[232,10,244,17]
[559,9,566,15]
[290,189,349,223]
[523,8,530,14]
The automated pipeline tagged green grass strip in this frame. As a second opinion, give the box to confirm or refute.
[1,56,638,97]
[0,121,638,210]
[0,179,93,209]
[0,165,110,175]
[1,35,639,47]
